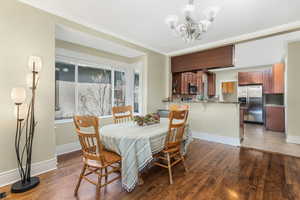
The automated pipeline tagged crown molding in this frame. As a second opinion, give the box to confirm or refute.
[18,0,168,56]
[167,21,300,57]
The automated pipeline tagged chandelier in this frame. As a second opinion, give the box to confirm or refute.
[165,0,219,43]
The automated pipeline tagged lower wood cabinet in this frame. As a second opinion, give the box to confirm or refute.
[265,106,285,132]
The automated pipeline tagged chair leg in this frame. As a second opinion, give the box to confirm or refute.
[167,153,173,185]
[74,164,87,196]
[181,154,188,172]
[96,169,102,199]
[104,167,108,185]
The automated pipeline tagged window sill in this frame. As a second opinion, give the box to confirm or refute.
[55,115,114,125]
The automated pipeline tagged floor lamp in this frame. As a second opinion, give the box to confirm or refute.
[10,56,42,193]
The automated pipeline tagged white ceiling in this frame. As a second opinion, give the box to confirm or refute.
[20,0,300,55]
[55,25,145,58]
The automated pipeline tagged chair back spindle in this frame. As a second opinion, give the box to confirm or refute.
[112,105,133,124]
[166,110,189,149]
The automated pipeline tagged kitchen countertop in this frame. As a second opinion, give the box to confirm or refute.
[264,104,285,108]
[163,100,240,104]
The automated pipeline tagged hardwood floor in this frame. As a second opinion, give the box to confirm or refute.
[2,139,300,200]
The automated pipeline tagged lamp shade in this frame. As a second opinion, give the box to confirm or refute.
[26,73,39,88]
[28,56,42,72]
[14,103,28,120]
[11,87,26,104]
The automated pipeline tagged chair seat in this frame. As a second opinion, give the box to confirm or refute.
[84,150,121,168]
[162,147,180,154]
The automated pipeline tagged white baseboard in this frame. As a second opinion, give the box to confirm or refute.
[192,131,240,146]
[56,141,81,156]
[0,157,57,187]
[286,136,300,144]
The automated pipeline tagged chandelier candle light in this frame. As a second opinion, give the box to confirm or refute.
[10,56,42,193]
[165,0,220,43]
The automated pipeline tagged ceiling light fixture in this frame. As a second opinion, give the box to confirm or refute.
[165,0,220,43]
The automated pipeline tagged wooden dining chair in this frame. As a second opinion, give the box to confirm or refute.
[169,104,189,111]
[112,105,133,124]
[154,110,189,184]
[73,116,121,199]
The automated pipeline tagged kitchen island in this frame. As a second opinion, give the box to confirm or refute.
[164,101,241,146]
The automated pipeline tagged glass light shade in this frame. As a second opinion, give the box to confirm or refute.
[204,7,220,21]
[26,73,39,88]
[11,87,26,104]
[14,103,28,120]
[28,56,42,72]
[165,15,178,28]
[200,20,212,32]
[183,4,195,17]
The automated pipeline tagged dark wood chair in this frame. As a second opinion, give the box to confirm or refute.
[154,110,189,184]
[112,105,133,124]
[73,116,121,199]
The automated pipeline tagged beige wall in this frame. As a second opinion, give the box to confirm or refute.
[0,0,56,173]
[0,0,167,176]
[286,42,300,138]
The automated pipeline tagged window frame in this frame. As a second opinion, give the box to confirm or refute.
[55,55,140,123]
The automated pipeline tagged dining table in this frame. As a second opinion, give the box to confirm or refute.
[100,118,192,192]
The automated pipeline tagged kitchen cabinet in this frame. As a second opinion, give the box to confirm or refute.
[208,72,216,97]
[265,106,285,132]
[172,73,182,95]
[172,72,197,95]
[263,68,273,94]
[262,63,284,94]
[196,71,204,94]
[238,71,263,86]
[172,71,215,96]
[273,63,285,94]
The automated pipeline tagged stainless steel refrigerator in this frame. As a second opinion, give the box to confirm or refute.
[238,85,264,124]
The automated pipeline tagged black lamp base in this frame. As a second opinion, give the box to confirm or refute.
[11,177,40,193]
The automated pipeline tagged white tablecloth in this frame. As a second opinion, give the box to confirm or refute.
[100,118,192,192]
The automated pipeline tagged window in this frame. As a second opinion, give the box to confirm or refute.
[114,71,126,106]
[134,73,140,113]
[78,66,112,116]
[55,62,75,120]
[55,60,142,121]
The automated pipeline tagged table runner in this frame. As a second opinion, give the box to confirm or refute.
[100,118,192,192]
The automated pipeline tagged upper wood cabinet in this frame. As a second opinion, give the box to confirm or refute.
[263,68,273,94]
[172,72,197,95]
[238,71,263,86]
[171,45,234,73]
[208,73,216,97]
[263,63,284,94]
[273,63,285,94]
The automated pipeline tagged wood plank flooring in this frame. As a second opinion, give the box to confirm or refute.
[2,139,300,200]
